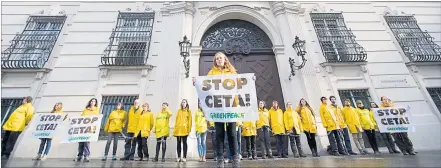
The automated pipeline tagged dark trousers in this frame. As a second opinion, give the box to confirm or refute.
[275,135,284,156]
[215,122,237,159]
[392,133,414,153]
[381,133,399,152]
[104,132,119,156]
[176,136,188,158]
[209,126,217,157]
[304,131,317,152]
[77,142,90,157]
[364,129,379,151]
[155,137,167,159]
[327,129,346,153]
[257,126,272,156]
[1,131,21,157]
[287,129,303,155]
[244,136,256,157]
[136,133,149,158]
[123,133,137,159]
[342,128,354,153]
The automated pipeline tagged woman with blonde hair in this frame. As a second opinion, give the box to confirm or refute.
[34,102,64,161]
[173,99,192,162]
[296,98,320,157]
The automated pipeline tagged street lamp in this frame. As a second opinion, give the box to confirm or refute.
[289,36,307,80]
[179,35,192,78]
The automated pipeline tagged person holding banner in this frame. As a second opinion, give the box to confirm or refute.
[195,102,208,162]
[284,102,306,158]
[134,103,154,161]
[223,122,243,164]
[74,98,99,162]
[296,98,319,157]
[380,96,416,155]
[330,96,356,155]
[341,99,368,155]
[370,102,401,154]
[173,99,192,162]
[269,100,287,158]
[152,102,172,162]
[102,102,126,161]
[121,99,142,161]
[355,100,380,154]
[256,101,273,159]
[319,97,347,156]
[1,96,34,160]
[34,102,64,161]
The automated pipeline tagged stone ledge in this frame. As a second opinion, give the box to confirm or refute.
[98,65,156,78]
[1,68,52,73]
[319,61,368,67]
[405,61,441,66]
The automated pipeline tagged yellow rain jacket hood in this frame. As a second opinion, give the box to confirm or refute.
[134,110,154,137]
[154,107,172,138]
[104,109,126,133]
[173,108,192,136]
[269,107,285,135]
[3,103,35,132]
[127,105,142,133]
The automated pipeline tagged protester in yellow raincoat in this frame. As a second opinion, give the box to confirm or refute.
[319,96,347,156]
[242,119,257,160]
[133,103,154,161]
[173,99,192,162]
[2,96,34,160]
[284,102,306,158]
[74,98,99,162]
[34,102,64,161]
[256,101,273,159]
[356,100,380,154]
[121,99,142,161]
[101,102,126,161]
[269,100,286,158]
[329,96,356,155]
[195,102,208,162]
[341,99,368,155]
[296,98,319,157]
[369,101,400,154]
[152,103,172,162]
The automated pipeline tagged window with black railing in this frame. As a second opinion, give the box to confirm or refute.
[427,88,441,113]
[1,98,23,134]
[99,95,139,140]
[385,15,441,62]
[338,89,373,108]
[311,13,367,63]
[101,12,155,66]
[1,16,66,69]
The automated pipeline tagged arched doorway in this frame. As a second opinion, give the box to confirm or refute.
[199,19,285,159]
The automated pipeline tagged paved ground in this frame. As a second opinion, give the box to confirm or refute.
[2,150,440,167]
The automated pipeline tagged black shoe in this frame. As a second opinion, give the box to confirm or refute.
[74,157,82,162]
[330,152,340,156]
[393,150,401,154]
[2,155,9,160]
[409,151,416,155]
[261,155,266,159]
[145,157,149,161]
[374,150,381,155]
[161,158,166,162]
[213,157,218,161]
[137,158,143,161]
[152,158,158,162]
[268,155,274,159]
[282,155,289,158]
[129,158,135,161]
[348,151,358,155]
[293,154,300,158]
[402,151,409,155]
[120,158,128,161]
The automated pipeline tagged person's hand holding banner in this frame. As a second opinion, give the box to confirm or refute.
[194,73,258,122]
[372,106,413,133]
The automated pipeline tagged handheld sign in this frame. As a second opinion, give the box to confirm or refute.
[372,106,413,133]
[32,113,67,138]
[62,115,103,143]
[194,73,258,122]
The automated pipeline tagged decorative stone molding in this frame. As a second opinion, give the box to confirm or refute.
[100,69,108,78]
[161,1,195,16]
[99,65,156,78]
[319,61,368,74]
[34,5,66,16]
[360,65,368,73]
[190,46,202,57]
[383,6,410,16]
[1,68,52,80]
[272,45,285,55]
[126,2,154,13]
[270,1,305,16]
[310,3,339,13]
[405,62,441,73]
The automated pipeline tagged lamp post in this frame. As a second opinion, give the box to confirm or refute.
[289,36,307,80]
[179,35,192,78]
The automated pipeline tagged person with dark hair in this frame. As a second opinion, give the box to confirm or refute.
[342,99,368,155]
[319,96,347,156]
[296,98,319,157]
[370,102,400,154]
[284,102,306,158]
[153,102,172,162]
[195,102,208,162]
[269,100,286,158]
[102,102,126,161]
[173,99,192,162]
[134,103,154,161]
[256,101,273,159]
[33,102,62,161]
[356,100,380,154]
[242,119,257,160]
[121,99,142,161]
[74,98,99,162]
[329,96,355,155]
[380,97,416,155]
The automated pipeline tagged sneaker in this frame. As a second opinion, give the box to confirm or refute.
[161,158,166,162]
[102,156,107,161]
[349,151,358,155]
[84,156,90,162]
[176,158,181,162]
[213,157,218,161]
[182,158,187,162]
[112,156,117,160]
[40,155,47,161]
[137,158,143,161]
[152,158,158,162]
[74,157,82,162]
[224,159,229,163]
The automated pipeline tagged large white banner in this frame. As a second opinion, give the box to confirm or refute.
[61,115,103,143]
[32,113,67,139]
[194,73,258,122]
[372,106,413,133]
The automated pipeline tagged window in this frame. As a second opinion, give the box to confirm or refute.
[427,88,441,113]
[310,13,367,63]
[338,89,373,108]
[1,99,23,131]
[384,15,441,62]
[1,16,66,69]
[101,12,155,66]
[99,95,139,140]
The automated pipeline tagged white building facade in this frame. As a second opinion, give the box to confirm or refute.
[1,1,440,159]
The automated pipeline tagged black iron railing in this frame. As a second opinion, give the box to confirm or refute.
[338,89,372,108]
[427,88,441,113]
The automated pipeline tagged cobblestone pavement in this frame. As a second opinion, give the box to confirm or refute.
[2,150,440,167]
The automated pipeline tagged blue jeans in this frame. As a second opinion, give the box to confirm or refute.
[196,132,207,157]
[38,138,52,155]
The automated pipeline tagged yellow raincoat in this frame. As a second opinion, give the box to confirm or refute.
[173,108,192,136]
[3,103,35,132]
[134,110,154,137]
[341,106,363,133]
[319,103,340,132]
[127,106,142,133]
[104,109,126,133]
[296,106,317,133]
[81,107,99,116]
[357,108,376,130]
[284,108,303,134]
[242,121,257,136]
[269,107,285,135]
[330,105,347,129]
[195,109,207,134]
[257,108,270,129]
[154,107,172,138]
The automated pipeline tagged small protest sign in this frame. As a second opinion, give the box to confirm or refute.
[32,113,67,139]
[372,106,413,133]
[194,73,258,122]
[62,115,102,143]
